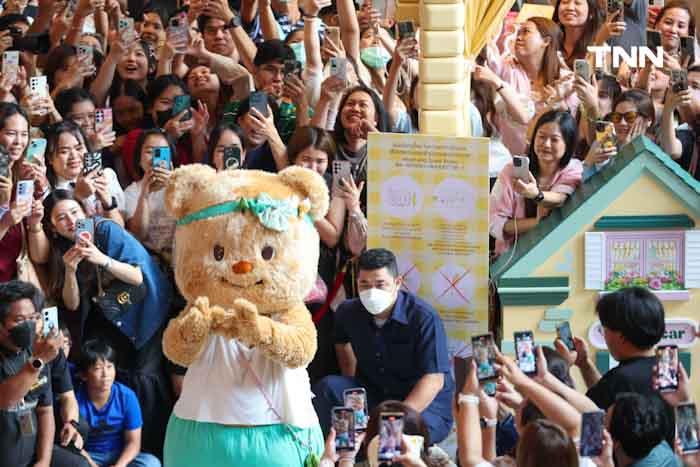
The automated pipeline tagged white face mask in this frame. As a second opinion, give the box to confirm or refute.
[359,287,394,315]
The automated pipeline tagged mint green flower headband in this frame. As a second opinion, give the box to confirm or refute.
[176,193,313,232]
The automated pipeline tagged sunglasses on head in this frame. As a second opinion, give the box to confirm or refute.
[608,111,640,124]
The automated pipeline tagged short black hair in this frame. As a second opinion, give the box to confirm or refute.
[610,393,668,460]
[358,248,398,277]
[528,110,577,177]
[254,39,295,67]
[0,280,44,323]
[142,2,170,26]
[596,287,665,350]
[55,87,96,119]
[146,74,188,110]
[79,339,117,372]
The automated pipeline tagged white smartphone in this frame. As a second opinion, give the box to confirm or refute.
[29,76,48,98]
[512,156,530,182]
[2,51,19,83]
[330,57,348,82]
[16,180,34,206]
[42,306,58,337]
[332,160,352,193]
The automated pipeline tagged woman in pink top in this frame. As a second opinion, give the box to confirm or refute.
[487,18,580,156]
[490,110,584,256]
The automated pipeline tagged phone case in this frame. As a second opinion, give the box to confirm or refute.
[77,45,93,66]
[681,36,695,60]
[95,108,113,133]
[678,403,700,453]
[574,59,591,83]
[26,138,47,164]
[223,146,241,170]
[656,346,679,392]
[343,388,369,431]
[167,13,189,53]
[580,411,605,456]
[332,160,352,193]
[75,218,95,243]
[42,307,58,337]
[326,26,341,46]
[250,92,269,117]
[173,95,192,121]
[595,121,617,148]
[378,412,404,461]
[332,407,356,451]
[557,322,576,351]
[2,51,19,82]
[515,331,537,375]
[30,76,48,98]
[472,334,497,381]
[398,21,415,38]
[83,152,102,175]
[0,150,9,178]
[284,60,302,79]
[152,147,172,169]
[118,18,137,46]
[672,69,689,92]
[330,57,348,82]
[16,180,34,205]
[512,156,530,182]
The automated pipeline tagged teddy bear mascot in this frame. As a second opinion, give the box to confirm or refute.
[161,164,329,467]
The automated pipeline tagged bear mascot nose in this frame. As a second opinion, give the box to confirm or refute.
[232,260,254,274]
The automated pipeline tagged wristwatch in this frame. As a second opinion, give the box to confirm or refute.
[480,417,498,429]
[533,189,545,204]
[226,14,242,29]
[31,358,44,371]
[102,196,118,211]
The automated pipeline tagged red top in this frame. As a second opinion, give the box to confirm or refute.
[0,222,22,282]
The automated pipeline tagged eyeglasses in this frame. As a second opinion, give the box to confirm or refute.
[608,111,640,124]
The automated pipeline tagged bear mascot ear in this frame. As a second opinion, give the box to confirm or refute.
[277,166,330,221]
[165,164,218,219]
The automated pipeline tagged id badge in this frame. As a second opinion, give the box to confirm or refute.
[19,410,35,436]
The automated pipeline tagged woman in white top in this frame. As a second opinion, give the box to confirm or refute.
[46,120,125,226]
[124,128,177,258]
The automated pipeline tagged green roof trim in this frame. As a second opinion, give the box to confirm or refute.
[498,277,569,288]
[490,136,700,280]
[497,277,570,306]
[593,215,695,229]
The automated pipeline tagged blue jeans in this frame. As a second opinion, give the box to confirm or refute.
[87,450,161,467]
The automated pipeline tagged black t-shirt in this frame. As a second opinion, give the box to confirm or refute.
[677,128,699,181]
[586,356,656,410]
[50,349,73,398]
[0,346,53,467]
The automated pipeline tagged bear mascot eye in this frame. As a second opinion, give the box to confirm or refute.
[261,245,275,261]
[213,244,225,261]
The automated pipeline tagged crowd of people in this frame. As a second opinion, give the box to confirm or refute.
[0,0,698,465]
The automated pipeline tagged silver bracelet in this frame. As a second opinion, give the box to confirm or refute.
[458,393,480,406]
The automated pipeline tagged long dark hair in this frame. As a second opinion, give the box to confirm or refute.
[286,126,337,166]
[205,122,246,166]
[42,190,88,300]
[528,18,564,85]
[553,0,605,68]
[654,0,696,38]
[527,110,578,178]
[516,419,579,467]
[362,400,431,463]
[132,128,178,178]
[45,120,90,187]
[333,85,389,146]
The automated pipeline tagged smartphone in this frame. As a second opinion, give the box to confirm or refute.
[95,108,113,133]
[681,36,696,62]
[330,57,348,82]
[472,333,498,381]
[397,21,416,39]
[152,146,172,169]
[83,151,102,175]
[25,138,47,164]
[672,69,689,93]
[75,217,95,244]
[29,75,48,98]
[223,146,241,170]
[556,321,576,351]
[512,156,530,183]
[453,356,469,397]
[648,0,664,6]
[378,412,404,461]
[331,407,356,452]
[42,306,58,337]
[15,180,34,205]
[595,120,617,149]
[118,18,137,46]
[332,160,352,193]
[284,59,302,79]
[647,29,662,50]
[172,94,192,121]
[677,403,700,454]
[249,92,269,118]
[580,411,605,457]
[607,0,624,21]
[514,331,537,376]
[0,148,9,178]
[655,345,679,392]
[343,388,368,432]
[326,26,341,47]
[77,45,94,68]
[167,12,189,54]
[574,59,592,83]
[2,51,19,83]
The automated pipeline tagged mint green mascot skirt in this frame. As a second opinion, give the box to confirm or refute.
[164,414,324,467]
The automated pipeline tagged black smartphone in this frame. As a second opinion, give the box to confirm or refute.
[83,151,102,175]
[647,29,662,49]
[580,411,605,457]
[343,388,369,432]
[397,21,415,39]
[223,146,241,170]
[378,412,404,461]
[556,321,576,351]
[681,36,696,62]
[453,356,469,397]
[514,331,537,376]
[672,69,689,93]
[250,91,269,118]
[607,0,624,20]
[472,334,498,381]
[283,59,302,79]
[173,94,192,121]
[677,403,700,454]
[331,407,356,452]
[574,59,592,83]
[655,345,679,392]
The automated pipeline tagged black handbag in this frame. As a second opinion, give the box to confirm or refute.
[91,220,147,321]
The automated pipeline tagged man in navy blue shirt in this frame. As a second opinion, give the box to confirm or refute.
[312,249,454,444]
